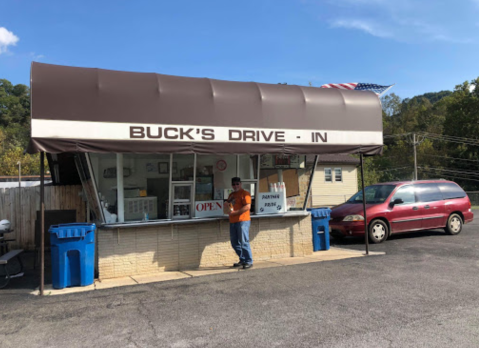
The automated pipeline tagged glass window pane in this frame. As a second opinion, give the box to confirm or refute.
[241,182,256,213]
[195,155,237,201]
[173,204,191,219]
[89,153,171,222]
[438,182,466,199]
[416,183,442,202]
[174,185,191,201]
[259,155,314,211]
[334,168,342,182]
[89,153,118,222]
[172,184,192,219]
[325,168,332,182]
[347,185,396,204]
[392,186,416,204]
[239,155,258,179]
[75,154,103,222]
[172,154,194,181]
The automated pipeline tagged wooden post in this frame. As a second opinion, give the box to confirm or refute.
[40,152,45,296]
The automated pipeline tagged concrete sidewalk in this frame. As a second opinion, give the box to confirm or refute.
[33,246,384,296]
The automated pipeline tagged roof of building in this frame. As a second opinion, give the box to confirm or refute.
[316,154,360,165]
[28,62,383,156]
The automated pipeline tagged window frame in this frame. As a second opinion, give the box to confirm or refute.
[334,167,342,183]
[324,168,332,183]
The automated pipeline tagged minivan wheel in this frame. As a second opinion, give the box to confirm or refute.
[368,219,388,244]
[445,213,463,235]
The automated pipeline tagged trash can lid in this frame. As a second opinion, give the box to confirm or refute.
[307,208,332,218]
[48,223,96,238]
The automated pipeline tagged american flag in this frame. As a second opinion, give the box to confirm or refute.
[320,82,394,96]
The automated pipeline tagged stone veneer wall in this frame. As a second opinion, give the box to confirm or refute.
[97,215,312,279]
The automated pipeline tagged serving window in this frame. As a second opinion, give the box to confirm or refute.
[258,155,315,212]
[82,153,317,224]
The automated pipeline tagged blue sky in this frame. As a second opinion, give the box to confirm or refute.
[1,0,478,98]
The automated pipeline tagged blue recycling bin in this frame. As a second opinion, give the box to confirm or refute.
[49,223,96,289]
[307,208,331,251]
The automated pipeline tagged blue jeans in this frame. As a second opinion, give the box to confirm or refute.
[229,221,253,264]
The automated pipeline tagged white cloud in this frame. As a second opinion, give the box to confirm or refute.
[30,52,45,61]
[316,0,477,44]
[331,19,391,38]
[0,27,19,54]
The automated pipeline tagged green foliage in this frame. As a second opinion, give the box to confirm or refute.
[0,79,38,175]
[408,90,452,105]
[366,78,479,191]
[0,147,39,176]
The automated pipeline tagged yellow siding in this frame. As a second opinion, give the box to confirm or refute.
[312,165,358,207]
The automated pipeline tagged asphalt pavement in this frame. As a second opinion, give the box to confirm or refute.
[1,211,479,347]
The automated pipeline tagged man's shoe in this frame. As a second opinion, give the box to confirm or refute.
[233,262,244,268]
[243,263,253,269]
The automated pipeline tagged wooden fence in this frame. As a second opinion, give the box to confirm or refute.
[0,185,87,250]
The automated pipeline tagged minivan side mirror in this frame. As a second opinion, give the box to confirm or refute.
[392,198,404,205]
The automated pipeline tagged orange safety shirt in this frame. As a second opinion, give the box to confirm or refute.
[228,189,252,223]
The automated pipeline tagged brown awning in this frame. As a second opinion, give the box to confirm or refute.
[27,62,383,155]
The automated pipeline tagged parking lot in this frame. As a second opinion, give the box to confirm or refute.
[1,211,479,348]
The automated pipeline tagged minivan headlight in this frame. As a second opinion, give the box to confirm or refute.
[343,215,364,222]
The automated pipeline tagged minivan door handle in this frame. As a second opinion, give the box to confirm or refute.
[412,206,418,211]
[424,205,430,209]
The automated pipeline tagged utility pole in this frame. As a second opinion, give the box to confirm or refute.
[413,133,418,181]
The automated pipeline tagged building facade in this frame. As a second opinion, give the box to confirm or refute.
[311,154,360,207]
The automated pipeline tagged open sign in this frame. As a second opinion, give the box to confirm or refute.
[195,200,224,218]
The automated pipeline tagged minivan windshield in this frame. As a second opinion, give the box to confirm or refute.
[347,184,396,204]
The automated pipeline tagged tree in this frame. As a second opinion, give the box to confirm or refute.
[443,78,479,144]
[0,147,39,176]
[0,78,38,175]
[0,79,30,127]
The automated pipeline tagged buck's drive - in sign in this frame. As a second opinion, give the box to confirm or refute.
[31,120,383,145]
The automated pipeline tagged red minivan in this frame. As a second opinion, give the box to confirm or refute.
[329,180,474,243]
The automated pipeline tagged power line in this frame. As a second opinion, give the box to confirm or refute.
[419,132,479,143]
[383,133,411,139]
[384,132,479,147]
[419,132,479,147]
[419,156,479,171]
[373,166,413,172]
[421,154,479,163]
[418,166,479,177]
[419,169,479,183]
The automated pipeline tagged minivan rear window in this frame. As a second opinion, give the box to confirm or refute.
[438,182,466,200]
[416,183,443,202]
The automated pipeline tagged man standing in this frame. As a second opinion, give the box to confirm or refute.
[227,177,253,269]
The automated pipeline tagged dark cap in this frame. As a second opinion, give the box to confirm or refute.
[231,177,241,183]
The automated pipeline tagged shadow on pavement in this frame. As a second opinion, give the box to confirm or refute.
[330,229,447,246]
[0,251,52,294]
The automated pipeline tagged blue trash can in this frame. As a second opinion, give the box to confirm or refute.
[307,208,331,251]
[49,223,96,289]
